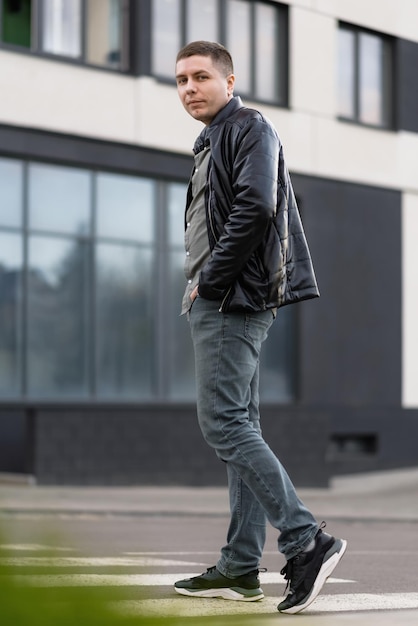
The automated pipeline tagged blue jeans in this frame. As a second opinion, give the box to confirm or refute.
[189,296,318,577]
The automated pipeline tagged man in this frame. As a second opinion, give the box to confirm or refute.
[174,40,347,615]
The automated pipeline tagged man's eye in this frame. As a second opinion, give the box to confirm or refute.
[198,75,208,80]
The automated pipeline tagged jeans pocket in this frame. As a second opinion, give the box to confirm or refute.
[244,310,275,343]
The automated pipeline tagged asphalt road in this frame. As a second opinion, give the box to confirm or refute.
[1,511,417,625]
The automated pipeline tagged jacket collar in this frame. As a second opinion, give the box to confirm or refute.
[193,96,244,154]
[208,96,244,129]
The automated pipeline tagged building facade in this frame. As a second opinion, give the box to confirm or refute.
[0,0,417,486]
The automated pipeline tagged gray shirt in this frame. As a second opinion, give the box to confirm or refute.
[181,146,211,314]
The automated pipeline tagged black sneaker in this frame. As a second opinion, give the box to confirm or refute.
[174,566,264,601]
[277,527,347,614]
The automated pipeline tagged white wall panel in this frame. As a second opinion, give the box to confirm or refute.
[312,0,418,43]
[311,118,418,194]
[0,51,136,143]
[134,77,199,154]
[2,40,418,195]
[290,7,336,116]
[402,192,418,408]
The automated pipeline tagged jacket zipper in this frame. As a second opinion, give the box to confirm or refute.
[219,287,232,312]
[207,165,230,312]
[207,176,217,246]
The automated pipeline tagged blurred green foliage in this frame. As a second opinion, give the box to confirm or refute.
[0,535,265,626]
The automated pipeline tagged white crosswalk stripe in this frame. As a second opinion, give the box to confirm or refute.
[11,572,354,587]
[2,544,418,619]
[118,594,418,617]
[1,556,205,567]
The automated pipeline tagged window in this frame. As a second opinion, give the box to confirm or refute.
[337,23,393,128]
[1,0,31,48]
[153,0,288,106]
[0,156,295,403]
[0,0,129,71]
[95,174,155,399]
[42,0,82,58]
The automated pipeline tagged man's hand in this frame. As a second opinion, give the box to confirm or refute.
[190,285,199,303]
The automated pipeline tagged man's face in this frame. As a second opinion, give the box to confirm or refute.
[176,55,235,126]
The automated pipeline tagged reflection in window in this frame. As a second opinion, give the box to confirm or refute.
[166,183,195,399]
[337,24,392,128]
[255,2,279,102]
[42,0,82,58]
[260,307,295,402]
[86,0,126,69]
[1,0,32,47]
[29,163,91,235]
[167,182,186,247]
[96,174,154,243]
[337,28,355,119]
[152,0,181,76]
[96,244,154,398]
[27,236,89,396]
[0,158,23,228]
[227,0,251,94]
[0,233,23,396]
[359,33,384,126]
[186,0,217,42]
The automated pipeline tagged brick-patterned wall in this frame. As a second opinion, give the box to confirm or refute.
[33,406,330,487]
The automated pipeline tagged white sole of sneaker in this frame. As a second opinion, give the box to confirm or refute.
[278,538,348,614]
[174,586,264,602]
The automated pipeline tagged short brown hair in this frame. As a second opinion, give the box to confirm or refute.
[176,41,234,77]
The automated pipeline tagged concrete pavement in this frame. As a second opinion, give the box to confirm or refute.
[1,468,418,625]
[0,467,418,521]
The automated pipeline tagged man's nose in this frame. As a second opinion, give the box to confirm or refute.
[186,80,197,93]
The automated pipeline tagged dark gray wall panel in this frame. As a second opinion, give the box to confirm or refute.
[0,124,192,180]
[0,411,29,473]
[293,175,402,407]
[395,38,418,133]
[33,406,330,487]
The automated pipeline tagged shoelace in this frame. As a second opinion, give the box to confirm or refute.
[280,521,327,594]
[280,557,298,594]
[204,565,267,579]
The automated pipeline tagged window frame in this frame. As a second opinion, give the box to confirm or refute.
[337,22,394,130]
[0,150,296,405]
[0,0,131,73]
[152,0,289,107]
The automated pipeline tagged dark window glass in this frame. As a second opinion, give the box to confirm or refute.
[0,232,23,396]
[27,235,90,397]
[166,182,195,400]
[0,157,23,227]
[337,24,393,128]
[1,0,32,48]
[95,243,154,399]
[28,163,91,235]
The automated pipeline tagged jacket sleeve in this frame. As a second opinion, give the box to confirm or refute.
[198,117,279,301]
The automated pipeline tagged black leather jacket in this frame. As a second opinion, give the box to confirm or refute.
[186,96,319,312]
